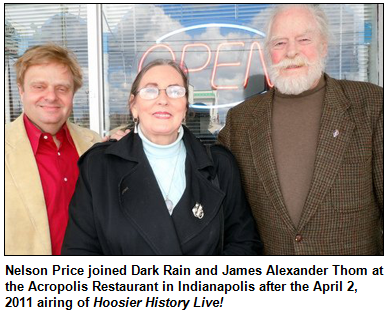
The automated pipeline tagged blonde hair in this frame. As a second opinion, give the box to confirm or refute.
[15,43,83,92]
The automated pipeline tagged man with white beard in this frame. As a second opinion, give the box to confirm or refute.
[218,4,383,255]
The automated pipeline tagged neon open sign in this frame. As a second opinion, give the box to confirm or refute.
[137,23,272,106]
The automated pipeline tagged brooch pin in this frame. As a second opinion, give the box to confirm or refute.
[192,203,204,219]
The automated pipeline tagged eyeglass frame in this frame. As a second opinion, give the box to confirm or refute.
[135,85,186,100]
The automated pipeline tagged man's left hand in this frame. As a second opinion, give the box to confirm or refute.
[102,128,130,142]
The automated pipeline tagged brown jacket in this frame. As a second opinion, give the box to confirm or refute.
[218,74,383,255]
[5,114,101,255]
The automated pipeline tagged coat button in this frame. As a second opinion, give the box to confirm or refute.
[295,234,303,242]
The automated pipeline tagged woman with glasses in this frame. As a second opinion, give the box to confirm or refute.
[62,59,260,255]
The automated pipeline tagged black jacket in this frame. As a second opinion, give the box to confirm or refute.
[62,126,261,255]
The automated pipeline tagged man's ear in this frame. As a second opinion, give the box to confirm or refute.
[321,40,328,58]
[17,84,24,98]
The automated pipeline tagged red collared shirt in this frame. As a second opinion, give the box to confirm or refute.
[24,115,79,255]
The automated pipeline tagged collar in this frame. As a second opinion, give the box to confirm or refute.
[105,125,214,173]
[246,73,351,125]
[139,124,184,158]
[23,114,75,154]
[274,74,326,99]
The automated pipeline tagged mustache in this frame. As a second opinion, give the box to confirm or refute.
[272,56,312,69]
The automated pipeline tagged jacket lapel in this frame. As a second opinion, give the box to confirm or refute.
[5,115,51,253]
[298,76,354,230]
[247,92,295,232]
[111,136,183,255]
[67,121,100,155]
[171,153,225,245]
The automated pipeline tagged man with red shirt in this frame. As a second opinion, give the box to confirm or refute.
[5,44,101,255]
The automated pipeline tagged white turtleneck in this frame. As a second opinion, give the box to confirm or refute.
[137,124,187,215]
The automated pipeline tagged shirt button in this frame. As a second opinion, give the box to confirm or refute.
[295,234,303,242]
[58,152,61,156]
[64,178,68,182]
[43,135,48,140]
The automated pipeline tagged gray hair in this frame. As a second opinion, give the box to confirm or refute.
[264,4,329,53]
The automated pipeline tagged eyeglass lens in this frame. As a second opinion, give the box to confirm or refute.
[138,86,185,99]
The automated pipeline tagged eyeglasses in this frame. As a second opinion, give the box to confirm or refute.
[136,86,186,100]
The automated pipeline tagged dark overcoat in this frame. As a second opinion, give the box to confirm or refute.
[62,126,261,255]
[218,74,383,255]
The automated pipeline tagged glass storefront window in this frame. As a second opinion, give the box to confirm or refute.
[5,4,380,143]
[101,4,379,143]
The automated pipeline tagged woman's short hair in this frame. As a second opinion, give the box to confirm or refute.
[14,43,83,92]
[130,59,189,109]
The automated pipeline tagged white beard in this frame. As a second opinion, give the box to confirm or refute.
[269,55,325,95]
